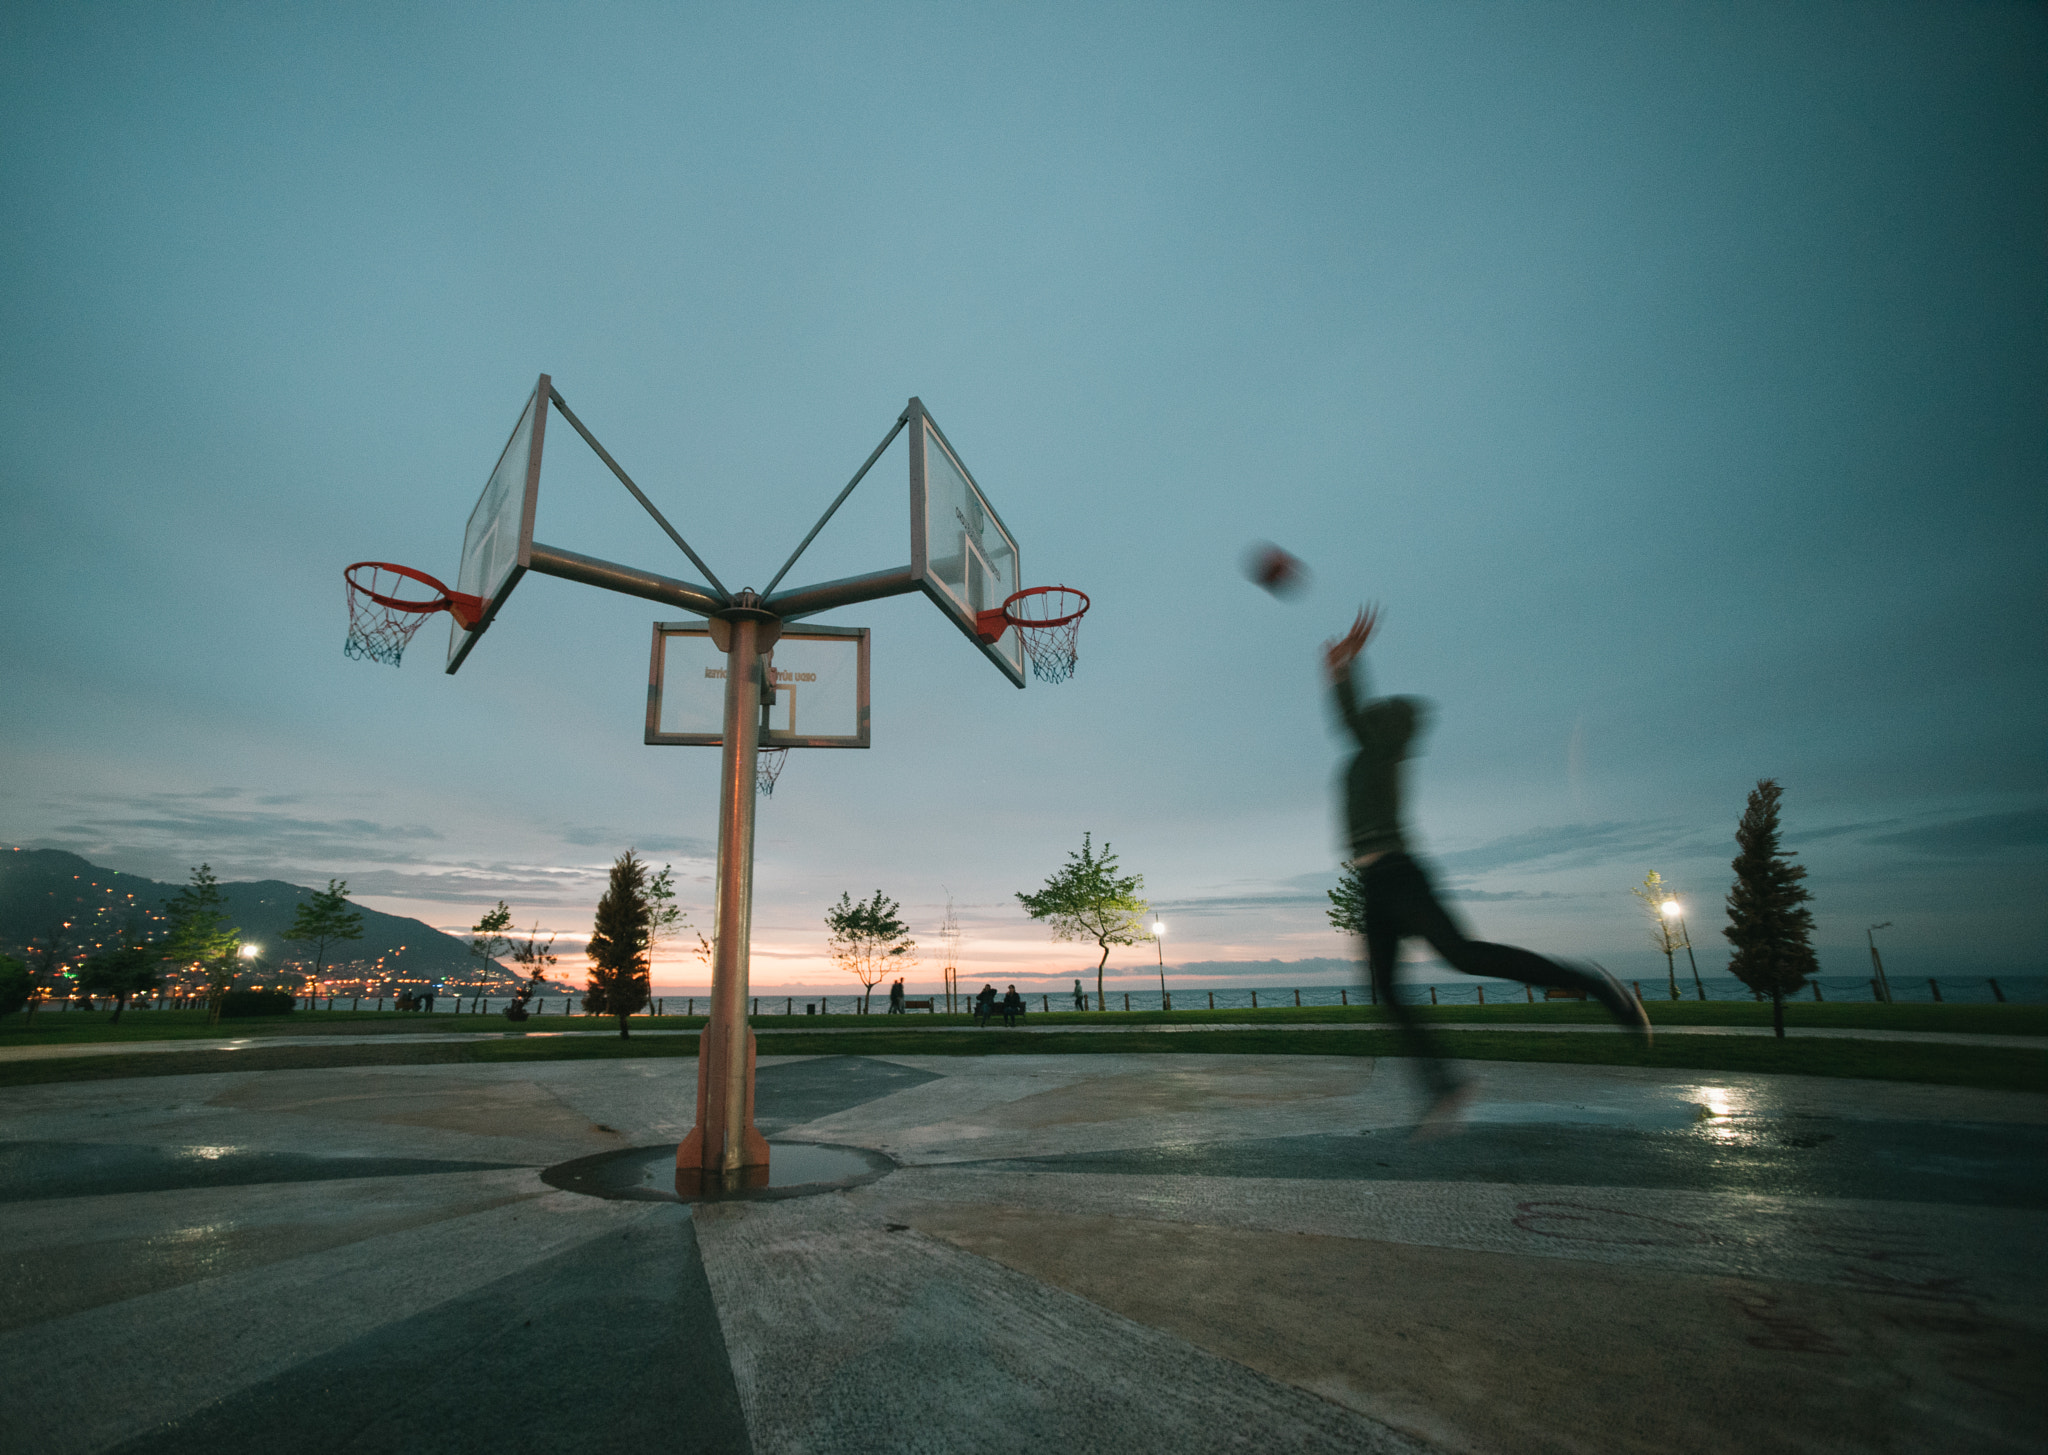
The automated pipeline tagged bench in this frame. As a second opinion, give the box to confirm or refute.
[1544,987,1588,1001]
[900,999,936,1013]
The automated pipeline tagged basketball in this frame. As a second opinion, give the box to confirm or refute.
[1244,542,1309,598]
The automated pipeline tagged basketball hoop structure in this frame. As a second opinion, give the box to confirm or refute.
[349,381,1087,1198]
[343,562,483,667]
[977,586,1090,684]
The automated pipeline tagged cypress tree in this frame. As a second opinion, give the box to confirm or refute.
[1723,779,1817,1039]
[586,851,653,1039]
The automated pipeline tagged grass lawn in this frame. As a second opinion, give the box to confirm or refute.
[1,1021,2040,1094]
[2,998,2042,1047]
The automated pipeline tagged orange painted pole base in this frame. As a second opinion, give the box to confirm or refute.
[676,1015,770,1195]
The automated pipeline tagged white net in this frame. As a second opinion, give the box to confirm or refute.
[344,564,444,667]
[1008,586,1089,684]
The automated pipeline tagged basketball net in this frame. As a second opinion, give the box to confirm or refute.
[756,746,789,796]
[344,562,481,668]
[1008,586,1089,684]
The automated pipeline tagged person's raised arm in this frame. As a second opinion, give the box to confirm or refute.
[1323,605,1379,738]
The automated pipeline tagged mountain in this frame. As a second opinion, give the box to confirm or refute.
[0,846,561,992]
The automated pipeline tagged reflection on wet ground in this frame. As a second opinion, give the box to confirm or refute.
[3,1053,2042,1455]
[542,1139,894,1203]
[951,1116,2048,1208]
[0,1140,528,1202]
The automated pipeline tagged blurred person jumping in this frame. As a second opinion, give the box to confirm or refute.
[1327,605,1649,1133]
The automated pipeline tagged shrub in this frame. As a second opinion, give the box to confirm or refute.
[219,989,297,1018]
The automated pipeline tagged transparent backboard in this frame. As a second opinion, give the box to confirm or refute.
[909,401,1025,686]
[447,375,549,673]
[646,623,870,747]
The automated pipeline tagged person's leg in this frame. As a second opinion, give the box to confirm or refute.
[1397,856,1649,1037]
[1362,858,1460,1099]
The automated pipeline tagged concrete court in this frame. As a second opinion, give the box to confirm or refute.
[1,1054,2043,1455]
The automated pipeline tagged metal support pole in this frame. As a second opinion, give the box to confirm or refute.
[677,599,778,1192]
[1867,924,1894,1004]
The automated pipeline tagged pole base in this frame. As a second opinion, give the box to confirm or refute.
[676,1018,770,1179]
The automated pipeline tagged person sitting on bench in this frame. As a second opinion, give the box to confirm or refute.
[999,985,1026,1026]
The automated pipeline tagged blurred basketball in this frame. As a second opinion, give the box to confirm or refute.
[1244,542,1310,598]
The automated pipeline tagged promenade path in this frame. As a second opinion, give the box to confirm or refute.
[3,1020,2042,1062]
[2,1050,2041,1453]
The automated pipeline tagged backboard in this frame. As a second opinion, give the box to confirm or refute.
[908,399,1026,687]
[647,622,871,747]
[447,374,550,673]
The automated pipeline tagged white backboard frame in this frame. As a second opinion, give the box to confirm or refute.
[447,374,549,673]
[908,399,1026,688]
[646,621,871,747]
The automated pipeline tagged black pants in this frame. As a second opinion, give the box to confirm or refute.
[1362,852,1594,1095]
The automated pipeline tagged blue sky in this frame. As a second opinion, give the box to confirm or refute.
[3,1,2042,994]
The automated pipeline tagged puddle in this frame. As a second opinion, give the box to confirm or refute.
[542,1141,893,1204]
[1464,1099,1718,1132]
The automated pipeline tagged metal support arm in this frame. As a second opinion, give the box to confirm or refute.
[762,566,917,622]
[527,542,725,617]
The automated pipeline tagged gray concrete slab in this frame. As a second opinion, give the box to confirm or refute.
[2,1052,2041,1454]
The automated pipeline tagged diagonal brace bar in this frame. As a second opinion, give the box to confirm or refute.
[548,386,731,602]
[759,414,908,598]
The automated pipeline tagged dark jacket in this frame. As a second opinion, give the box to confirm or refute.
[1332,661,1427,860]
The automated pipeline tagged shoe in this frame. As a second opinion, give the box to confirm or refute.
[1584,962,1653,1046]
[1413,1082,1478,1141]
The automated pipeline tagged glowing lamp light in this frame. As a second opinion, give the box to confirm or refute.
[1660,900,1683,920]
[1151,919,1165,937]
[240,944,260,958]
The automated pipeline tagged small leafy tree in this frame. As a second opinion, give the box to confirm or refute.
[79,944,162,1025]
[281,879,364,989]
[1016,833,1148,1011]
[585,851,653,1037]
[1629,871,1689,1001]
[1724,779,1817,1039]
[1326,862,1367,937]
[825,891,917,1013]
[506,923,558,1018]
[1325,861,1377,1005]
[468,901,515,996]
[164,864,243,1025]
[648,864,690,947]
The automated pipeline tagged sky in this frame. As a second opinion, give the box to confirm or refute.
[3,0,2043,997]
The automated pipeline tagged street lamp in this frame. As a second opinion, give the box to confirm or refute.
[1867,922,1893,1004]
[1151,918,1168,1011]
[1662,900,1706,1001]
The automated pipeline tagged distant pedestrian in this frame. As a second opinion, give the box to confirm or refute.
[1324,605,1650,1135]
[1072,978,1087,1011]
[888,978,906,1014]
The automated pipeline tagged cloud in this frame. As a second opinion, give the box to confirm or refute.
[1152,892,1332,914]
[557,825,713,857]
[1434,820,1702,875]
[1149,957,1357,981]
[1864,807,2048,857]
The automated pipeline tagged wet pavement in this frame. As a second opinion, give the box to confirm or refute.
[1,1053,2041,1453]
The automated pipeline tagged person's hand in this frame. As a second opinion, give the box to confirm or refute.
[1322,605,1379,682]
